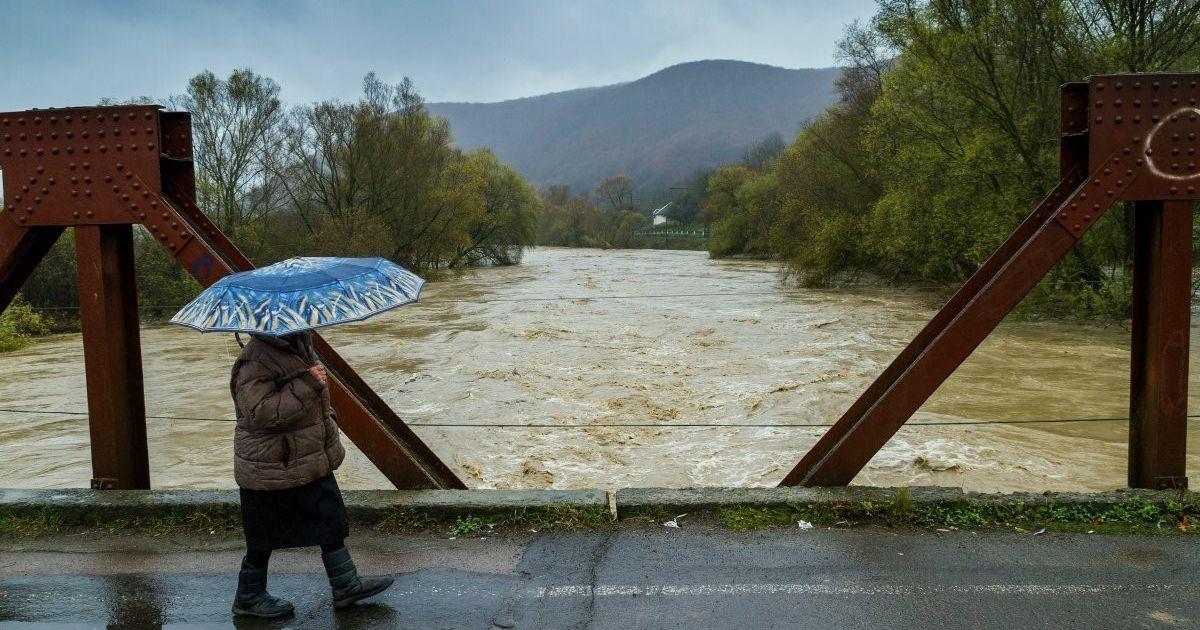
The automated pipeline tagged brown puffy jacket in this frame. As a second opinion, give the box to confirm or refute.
[230,332,345,490]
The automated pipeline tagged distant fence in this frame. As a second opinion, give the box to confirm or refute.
[633,228,709,238]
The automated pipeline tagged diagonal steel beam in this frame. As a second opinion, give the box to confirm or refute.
[0,215,63,312]
[151,184,466,489]
[784,152,1134,486]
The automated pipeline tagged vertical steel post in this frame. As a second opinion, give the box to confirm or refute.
[74,225,150,489]
[1128,200,1192,489]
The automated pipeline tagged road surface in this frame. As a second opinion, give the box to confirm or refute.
[0,523,1196,628]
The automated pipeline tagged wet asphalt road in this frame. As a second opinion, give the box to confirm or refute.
[1,526,1197,629]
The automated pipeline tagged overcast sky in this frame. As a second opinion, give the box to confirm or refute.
[1,0,878,111]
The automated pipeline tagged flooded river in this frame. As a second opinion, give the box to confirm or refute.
[0,247,1197,491]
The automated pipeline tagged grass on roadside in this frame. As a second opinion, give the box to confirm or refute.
[711,488,1200,535]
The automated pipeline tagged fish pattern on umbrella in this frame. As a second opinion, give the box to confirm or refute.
[170,257,425,336]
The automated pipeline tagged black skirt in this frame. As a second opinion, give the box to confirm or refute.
[239,473,350,550]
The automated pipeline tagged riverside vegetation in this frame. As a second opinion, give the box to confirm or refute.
[689,0,1200,320]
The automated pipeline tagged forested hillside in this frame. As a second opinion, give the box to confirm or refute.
[430,60,840,191]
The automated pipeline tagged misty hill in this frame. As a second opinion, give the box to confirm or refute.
[429,60,841,193]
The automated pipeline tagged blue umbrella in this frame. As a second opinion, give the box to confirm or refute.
[170,256,425,336]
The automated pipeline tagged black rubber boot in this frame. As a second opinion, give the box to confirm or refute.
[232,558,295,618]
[322,546,394,609]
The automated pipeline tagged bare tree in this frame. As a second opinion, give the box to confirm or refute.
[175,70,284,239]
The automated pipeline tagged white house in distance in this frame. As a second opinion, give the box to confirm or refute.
[651,201,673,226]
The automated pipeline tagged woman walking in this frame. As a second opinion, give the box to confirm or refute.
[168,256,428,618]
[230,330,393,618]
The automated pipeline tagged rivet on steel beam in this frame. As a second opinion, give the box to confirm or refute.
[1096,82,1105,90]
[138,213,147,219]
[1095,116,1103,124]
[1170,187,1178,194]
[84,189,91,196]
[72,211,79,218]
[71,190,78,197]
[86,210,93,217]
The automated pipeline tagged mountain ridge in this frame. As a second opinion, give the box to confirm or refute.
[428,60,840,193]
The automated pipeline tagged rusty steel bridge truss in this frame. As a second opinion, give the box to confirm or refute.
[783,73,1199,490]
[0,104,464,490]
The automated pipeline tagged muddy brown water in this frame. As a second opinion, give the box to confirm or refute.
[0,247,1196,491]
